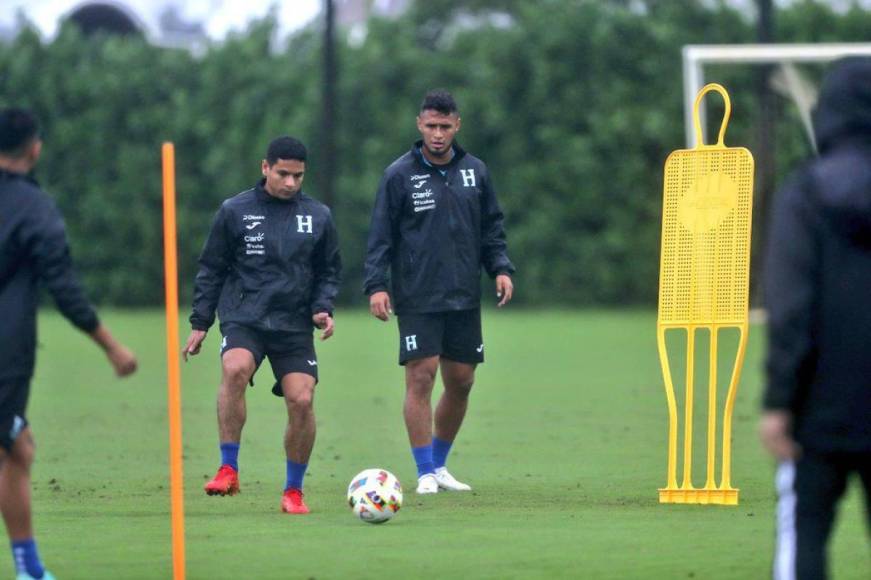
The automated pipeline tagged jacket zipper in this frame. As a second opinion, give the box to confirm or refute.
[445,171,460,291]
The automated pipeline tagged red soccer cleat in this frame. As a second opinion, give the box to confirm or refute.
[204,465,240,496]
[281,488,310,514]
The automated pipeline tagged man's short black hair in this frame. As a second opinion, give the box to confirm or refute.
[266,136,307,165]
[420,90,458,116]
[0,107,40,156]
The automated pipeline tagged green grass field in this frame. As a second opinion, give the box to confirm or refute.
[4,309,868,579]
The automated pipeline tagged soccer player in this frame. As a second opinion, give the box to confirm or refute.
[760,57,871,580]
[364,90,515,494]
[183,136,340,515]
[0,107,138,580]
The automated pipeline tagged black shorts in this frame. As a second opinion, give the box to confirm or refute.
[219,324,318,397]
[0,379,30,452]
[397,308,484,366]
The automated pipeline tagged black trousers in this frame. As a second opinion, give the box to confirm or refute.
[774,450,871,580]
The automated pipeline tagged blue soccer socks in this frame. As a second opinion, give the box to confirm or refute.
[412,444,435,477]
[11,538,45,579]
[285,460,307,491]
[220,442,240,471]
[432,437,453,469]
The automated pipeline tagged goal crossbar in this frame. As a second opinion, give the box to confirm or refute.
[683,43,871,147]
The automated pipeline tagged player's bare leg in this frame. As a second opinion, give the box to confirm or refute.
[405,356,439,446]
[404,356,440,493]
[281,373,317,514]
[432,360,474,491]
[282,373,316,466]
[218,348,256,443]
[435,359,475,442]
[0,427,35,540]
[205,348,255,496]
[0,427,53,578]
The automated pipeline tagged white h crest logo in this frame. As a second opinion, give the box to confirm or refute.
[405,335,418,351]
[296,215,313,233]
[460,169,476,187]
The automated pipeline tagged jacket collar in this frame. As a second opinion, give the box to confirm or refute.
[255,178,302,204]
[0,167,38,186]
[411,140,467,171]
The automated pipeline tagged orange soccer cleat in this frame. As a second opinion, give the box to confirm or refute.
[204,465,240,496]
[281,488,310,514]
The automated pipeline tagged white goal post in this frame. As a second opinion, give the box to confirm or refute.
[683,43,871,148]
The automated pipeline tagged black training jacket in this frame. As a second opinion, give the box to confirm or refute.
[190,180,341,334]
[763,57,871,453]
[363,141,514,314]
[0,170,99,381]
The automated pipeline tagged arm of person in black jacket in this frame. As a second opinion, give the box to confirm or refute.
[184,205,232,360]
[311,209,341,340]
[480,168,515,307]
[364,172,399,321]
[23,193,137,377]
[759,170,818,461]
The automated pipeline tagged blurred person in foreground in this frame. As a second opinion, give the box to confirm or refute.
[183,136,340,515]
[760,57,871,580]
[0,107,137,580]
[364,90,515,494]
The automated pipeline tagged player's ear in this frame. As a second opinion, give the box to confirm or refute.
[261,159,269,177]
[455,116,461,132]
[28,139,42,164]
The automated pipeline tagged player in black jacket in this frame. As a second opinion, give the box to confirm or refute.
[183,137,341,515]
[0,108,137,580]
[760,57,871,580]
[364,90,515,494]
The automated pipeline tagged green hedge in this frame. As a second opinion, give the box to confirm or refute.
[2,1,868,307]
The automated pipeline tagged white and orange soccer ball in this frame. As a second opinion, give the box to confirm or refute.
[347,469,403,524]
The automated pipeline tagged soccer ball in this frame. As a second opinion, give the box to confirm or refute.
[347,468,403,524]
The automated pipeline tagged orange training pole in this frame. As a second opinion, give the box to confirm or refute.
[162,142,186,579]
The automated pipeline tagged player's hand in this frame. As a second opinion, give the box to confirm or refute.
[495,274,513,307]
[313,312,334,341]
[369,291,393,321]
[89,324,137,376]
[182,330,207,362]
[759,410,801,461]
[107,344,138,377]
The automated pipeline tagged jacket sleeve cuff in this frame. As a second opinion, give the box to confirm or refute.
[365,284,388,296]
[190,320,211,332]
[77,313,100,334]
[488,266,514,279]
[762,385,796,411]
